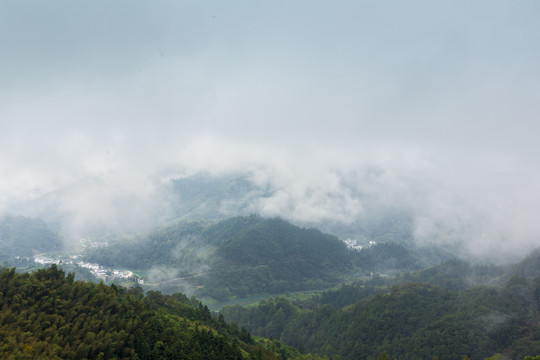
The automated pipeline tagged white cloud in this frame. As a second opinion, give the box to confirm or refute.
[1,0,540,260]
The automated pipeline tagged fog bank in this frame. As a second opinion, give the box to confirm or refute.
[1,1,539,261]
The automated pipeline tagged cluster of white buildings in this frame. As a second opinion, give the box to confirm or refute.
[74,261,137,282]
[34,256,61,265]
[343,239,363,250]
[33,255,143,284]
[343,239,377,250]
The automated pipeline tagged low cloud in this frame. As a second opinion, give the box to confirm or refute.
[1,1,540,262]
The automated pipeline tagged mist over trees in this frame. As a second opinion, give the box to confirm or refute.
[1,1,540,359]
[0,215,64,257]
[84,216,361,299]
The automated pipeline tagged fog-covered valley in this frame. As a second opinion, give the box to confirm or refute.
[2,1,540,359]
[1,170,538,301]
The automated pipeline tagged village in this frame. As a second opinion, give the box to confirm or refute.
[33,254,144,285]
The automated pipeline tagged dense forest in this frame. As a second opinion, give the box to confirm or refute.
[3,263,540,359]
[0,265,327,360]
[223,252,540,360]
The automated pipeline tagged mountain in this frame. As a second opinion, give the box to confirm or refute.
[85,215,361,300]
[0,265,325,360]
[0,215,64,257]
[196,216,354,300]
[166,172,421,246]
[168,172,261,221]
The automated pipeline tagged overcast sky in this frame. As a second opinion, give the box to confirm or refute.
[1,1,539,259]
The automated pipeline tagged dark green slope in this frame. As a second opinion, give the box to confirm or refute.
[0,215,64,257]
[223,252,540,360]
[216,217,349,267]
[0,265,325,360]
[198,216,352,299]
[401,258,507,290]
[353,242,424,272]
[85,216,354,300]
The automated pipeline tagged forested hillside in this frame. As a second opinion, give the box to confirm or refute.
[223,253,540,360]
[0,215,64,257]
[85,216,360,300]
[198,216,354,299]
[0,265,326,360]
[3,215,540,359]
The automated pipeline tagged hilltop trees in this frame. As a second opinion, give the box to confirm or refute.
[0,265,326,360]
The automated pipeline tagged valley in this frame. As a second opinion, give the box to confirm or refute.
[2,174,540,359]
[3,1,539,358]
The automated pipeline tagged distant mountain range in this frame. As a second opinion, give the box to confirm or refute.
[5,171,418,246]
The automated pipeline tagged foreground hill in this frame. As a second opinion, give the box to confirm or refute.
[0,265,325,360]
